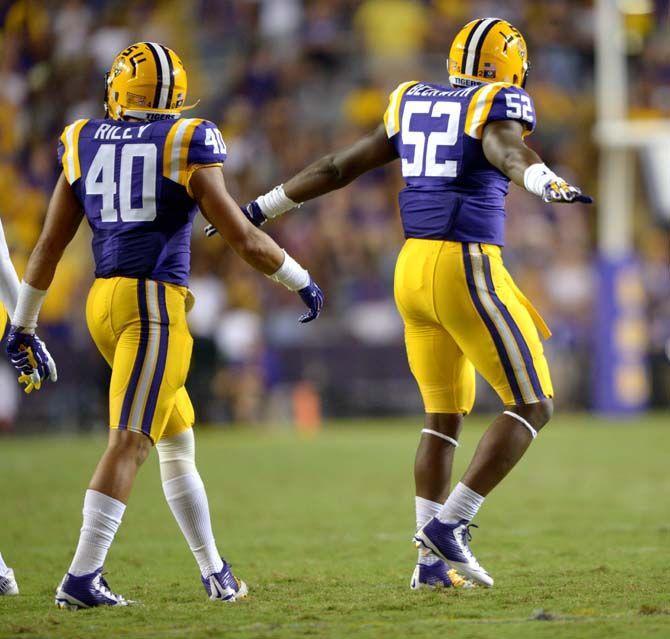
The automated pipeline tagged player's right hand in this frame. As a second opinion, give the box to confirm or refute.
[240,201,268,227]
[204,201,267,237]
[297,278,324,324]
[542,179,593,204]
[5,326,58,394]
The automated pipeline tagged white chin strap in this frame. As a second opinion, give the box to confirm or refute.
[421,428,459,448]
[503,411,538,439]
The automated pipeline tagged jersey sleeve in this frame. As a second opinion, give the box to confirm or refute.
[383,81,419,138]
[464,83,536,140]
[57,119,89,184]
[162,118,227,191]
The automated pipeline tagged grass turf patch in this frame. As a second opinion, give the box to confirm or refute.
[1,413,669,638]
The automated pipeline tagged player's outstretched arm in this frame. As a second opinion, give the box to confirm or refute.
[191,166,324,323]
[205,124,397,234]
[6,173,82,392]
[0,217,20,318]
[282,123,397,203]
[482,120,592,204]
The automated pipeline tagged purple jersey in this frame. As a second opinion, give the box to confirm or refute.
[384,80,536,246]
[58,117,227,286]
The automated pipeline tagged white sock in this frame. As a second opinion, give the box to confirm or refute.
[415,497,442,565]
[437,482,485,524]
[68,490,125,576]
[162,472,224,577]
[0,552,10,576]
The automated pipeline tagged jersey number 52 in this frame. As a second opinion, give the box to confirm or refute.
[505,93,533,123]
[86,144,157,223]
[401,101,461,178]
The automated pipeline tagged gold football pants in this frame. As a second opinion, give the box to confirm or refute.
[86,277,194,443]
[394,239,553,413]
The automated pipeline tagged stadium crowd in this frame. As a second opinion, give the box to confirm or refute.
[0,0,669,430]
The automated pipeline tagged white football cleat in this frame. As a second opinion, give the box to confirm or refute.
[55,568,132,609]
[0,569,19,596]
[414,517,494,587]
[201,560,248,602]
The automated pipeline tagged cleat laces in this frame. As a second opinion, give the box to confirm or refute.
[95,573,127,604]
[457,523,481,564]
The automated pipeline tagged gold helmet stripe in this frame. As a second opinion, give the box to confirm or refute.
[160,45,176,108]
[459,19,483,73]
[471,19,501,77]
[463,18,499,76]
[145,42,172,109]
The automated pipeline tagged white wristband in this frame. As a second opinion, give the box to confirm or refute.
[523,163,558,198]
[256,185,300,219]
[268,251,310,291]
[12,281,47,330]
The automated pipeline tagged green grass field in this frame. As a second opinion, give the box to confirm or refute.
[1,414,669,639]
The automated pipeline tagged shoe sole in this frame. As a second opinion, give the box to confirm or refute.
[55,590,131,609]
[55,593,89,610]
[414,532,494,587]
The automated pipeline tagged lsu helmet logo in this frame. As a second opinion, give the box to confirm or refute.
[448,18,530,88]
[104,42,198,121]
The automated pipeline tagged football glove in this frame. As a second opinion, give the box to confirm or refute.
[297,278,324,324]
[542,179,593,204]
[5,326,58,394]
[205,202,267,238]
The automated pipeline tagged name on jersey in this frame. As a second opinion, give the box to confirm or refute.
[407,83,477,98]
[93,123,152,140]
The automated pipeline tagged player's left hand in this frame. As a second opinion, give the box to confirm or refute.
[5,326,58,393]
[542,179,593,204]
[297,278,324,323]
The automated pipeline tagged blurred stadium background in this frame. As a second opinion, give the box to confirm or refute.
[0,0,668,433]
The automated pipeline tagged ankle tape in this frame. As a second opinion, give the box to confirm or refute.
[503,411,538,439]
[421,428,459,447]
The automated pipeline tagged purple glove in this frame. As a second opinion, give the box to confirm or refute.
[298,278,324,323]
[205,201,267,237]
[240,201,267,227]
[5,325,58,393]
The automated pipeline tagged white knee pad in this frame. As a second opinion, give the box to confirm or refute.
[421,428,459,447]
[503,410,538,439]
[156,429,198,481]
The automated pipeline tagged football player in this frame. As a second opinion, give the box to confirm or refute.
[0,216,57,597]
[208,19,591,588]
[5,42,323,608]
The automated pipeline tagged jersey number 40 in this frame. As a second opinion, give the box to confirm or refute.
[85,143,157,223]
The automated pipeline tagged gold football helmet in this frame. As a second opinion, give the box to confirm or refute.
[104,42,196,121]
[448,18,529,88]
